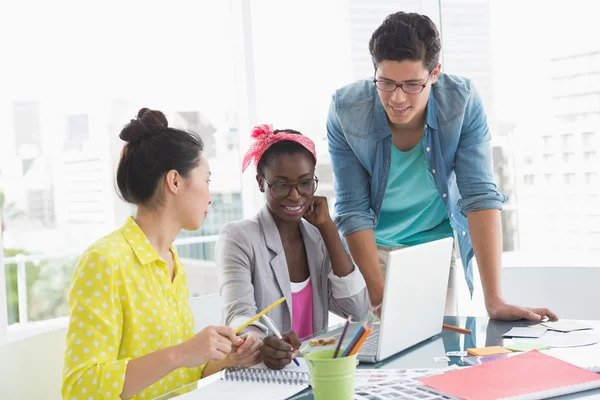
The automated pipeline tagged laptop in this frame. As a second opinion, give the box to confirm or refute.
[311,237,454,363]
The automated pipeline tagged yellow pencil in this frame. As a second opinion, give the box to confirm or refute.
[235,297,286,334]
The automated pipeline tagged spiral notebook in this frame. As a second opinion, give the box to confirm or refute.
[223,364,310,385]
[173,360,310,400]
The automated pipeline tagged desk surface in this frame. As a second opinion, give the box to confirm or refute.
[161,317,600,400]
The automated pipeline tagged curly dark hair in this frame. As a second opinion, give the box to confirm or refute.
[369,11,441,72]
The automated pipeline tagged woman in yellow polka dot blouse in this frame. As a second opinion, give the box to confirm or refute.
[62,108,262,400]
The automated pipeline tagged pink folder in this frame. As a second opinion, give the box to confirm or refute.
[418,350,600,400]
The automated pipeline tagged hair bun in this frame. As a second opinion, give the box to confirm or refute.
[119,108,169,143]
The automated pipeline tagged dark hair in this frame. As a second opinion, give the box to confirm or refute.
[116,107,204,206]
[369,12,441,72]
[256,129,316,177]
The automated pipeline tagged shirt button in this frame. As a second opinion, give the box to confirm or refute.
[442,193,447,198]
[450,212,454,218]
[426,147,431,152]
[461,231,466,236]
[432,169,436,174]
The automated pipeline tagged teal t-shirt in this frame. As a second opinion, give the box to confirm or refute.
[374,136,453,247]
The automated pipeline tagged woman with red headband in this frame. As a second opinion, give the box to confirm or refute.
[215,125,369,370]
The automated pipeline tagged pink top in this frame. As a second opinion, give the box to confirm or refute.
[291,277,314,339]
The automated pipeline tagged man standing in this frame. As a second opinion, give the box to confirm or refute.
[327,11,555,321]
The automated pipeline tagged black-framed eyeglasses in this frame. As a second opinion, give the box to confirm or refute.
[373,70,433,94]
[262,176,319,199]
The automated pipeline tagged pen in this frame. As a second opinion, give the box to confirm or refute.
[261,314,300,366]
[442,323,472,335]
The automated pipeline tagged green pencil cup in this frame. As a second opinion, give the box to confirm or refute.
[305,349,357,400]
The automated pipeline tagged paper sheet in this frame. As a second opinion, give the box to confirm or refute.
[504,342,551,352]
[502,327,547,338]
[541,320,592,332]
[172,380,308,400]
[516,330,600,348]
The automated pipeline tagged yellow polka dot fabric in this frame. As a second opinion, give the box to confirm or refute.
[62,217,202,400]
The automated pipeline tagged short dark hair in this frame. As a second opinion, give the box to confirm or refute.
[256,129,316,177]
[369,11,441,72]
[116,108,204,206]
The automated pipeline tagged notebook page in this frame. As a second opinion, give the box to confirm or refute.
[246,357,309,373]
[172,380,308,400]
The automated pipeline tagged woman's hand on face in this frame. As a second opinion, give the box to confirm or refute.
[303,196,331,228]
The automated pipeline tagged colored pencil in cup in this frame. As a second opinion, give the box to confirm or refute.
[350,325,373,356]
[341,323,366,357]
[346,324,367,357]
[333,316,352,358]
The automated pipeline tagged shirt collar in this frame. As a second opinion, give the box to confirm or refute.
[120,216,179,266]
[425,88,438,130]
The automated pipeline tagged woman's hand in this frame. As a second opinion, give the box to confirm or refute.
[303,196,331,228]
[260,330,301,370]
[174,326,242,368]
[228,332,263,367]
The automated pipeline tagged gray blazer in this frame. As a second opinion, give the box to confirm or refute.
[215,205,369,337]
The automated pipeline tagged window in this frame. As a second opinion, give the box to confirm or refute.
[585,172,598,186]
[1,1,245,335]
[583,131,596,147]
[12,101,41,155]
[542,154,554,164]
[564,173,576,185]
[524,154,534,165]
[561,133,575,149]
[524,174,535,185]
[66,114,89,141]
[4,0,600,339]
[562,152,575,163]
[584,151,596,163]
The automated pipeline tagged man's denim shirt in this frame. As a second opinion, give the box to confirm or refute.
[326,72,508,295]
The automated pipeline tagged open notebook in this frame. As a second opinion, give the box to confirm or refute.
[172,360,310,400]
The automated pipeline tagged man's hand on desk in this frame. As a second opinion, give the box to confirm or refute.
[486,298,558,321]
